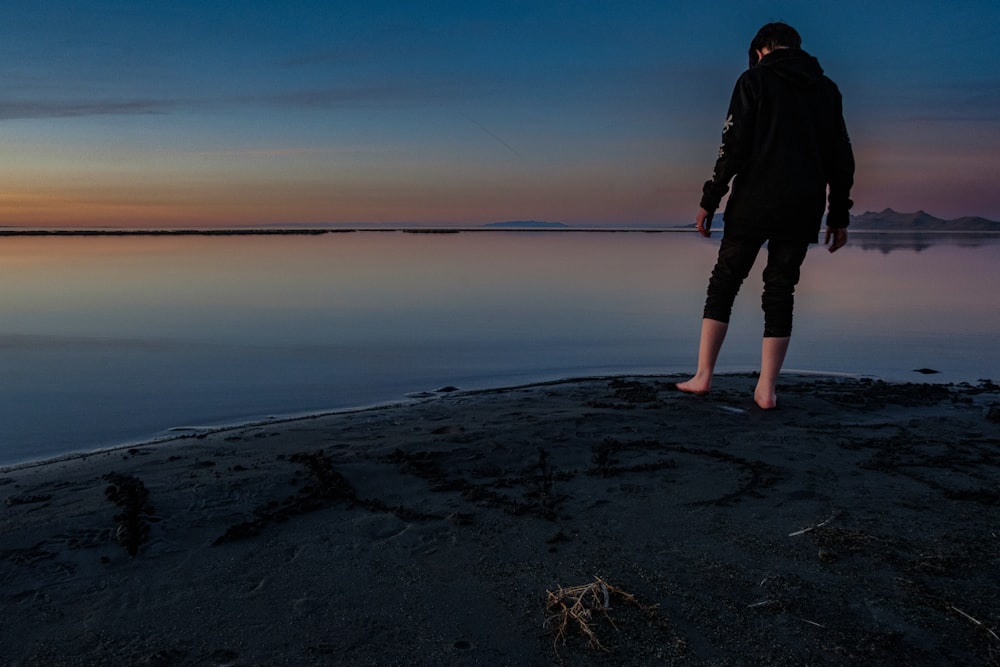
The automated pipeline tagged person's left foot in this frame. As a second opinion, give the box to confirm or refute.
[753,388,777,410]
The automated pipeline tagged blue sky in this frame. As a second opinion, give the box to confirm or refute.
[2,1,999,226]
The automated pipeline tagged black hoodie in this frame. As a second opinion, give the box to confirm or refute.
[700,48,855,243]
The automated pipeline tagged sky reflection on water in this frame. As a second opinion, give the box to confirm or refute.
[1,231,997,465]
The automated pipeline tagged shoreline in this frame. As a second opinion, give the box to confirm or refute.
[0,395,431,474]
[3,373,999,665]
[2,371,872,472]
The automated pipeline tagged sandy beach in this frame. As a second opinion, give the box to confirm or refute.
[2,373,999,666]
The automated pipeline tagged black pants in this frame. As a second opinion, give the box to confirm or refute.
[702,234,809,338]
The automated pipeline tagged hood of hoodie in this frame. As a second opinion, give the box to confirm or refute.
[757,48,825,87]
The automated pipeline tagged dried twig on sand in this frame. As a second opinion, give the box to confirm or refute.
[951,605,1000,642]
[789,509,842,537]
[544,576,659,654]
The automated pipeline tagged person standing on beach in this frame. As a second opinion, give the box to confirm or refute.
[676,22,855,409]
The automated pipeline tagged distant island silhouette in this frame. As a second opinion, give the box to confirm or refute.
[484,220,568,229]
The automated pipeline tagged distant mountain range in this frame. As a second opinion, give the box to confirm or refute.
[850,209,1000,231]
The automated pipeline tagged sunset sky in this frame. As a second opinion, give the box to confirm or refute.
[2,1,999,228]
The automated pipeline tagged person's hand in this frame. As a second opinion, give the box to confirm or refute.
[825,226,847,253]
[696,208,714,238]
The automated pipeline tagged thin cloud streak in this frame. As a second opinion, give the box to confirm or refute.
[0,99,172,121]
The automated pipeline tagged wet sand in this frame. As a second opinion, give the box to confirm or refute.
[2,374,999,666]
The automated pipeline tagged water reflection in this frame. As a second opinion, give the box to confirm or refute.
[0,230,997,465]
[850,231,1000,253]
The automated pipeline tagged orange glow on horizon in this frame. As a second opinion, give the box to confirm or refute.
[0,170,683,228]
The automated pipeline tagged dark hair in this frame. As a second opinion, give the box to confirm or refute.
[748,22,801,67]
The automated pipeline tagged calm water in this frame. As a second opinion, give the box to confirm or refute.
[2,230,998,466]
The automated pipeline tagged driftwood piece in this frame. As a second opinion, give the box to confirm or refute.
[103,473,154,556]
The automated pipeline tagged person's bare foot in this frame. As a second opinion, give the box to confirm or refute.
[676,377,711,396]
[753,387,777,410]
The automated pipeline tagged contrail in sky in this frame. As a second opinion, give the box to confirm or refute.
[461,112,522,158]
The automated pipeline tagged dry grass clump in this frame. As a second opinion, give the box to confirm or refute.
[544,576,659,653]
